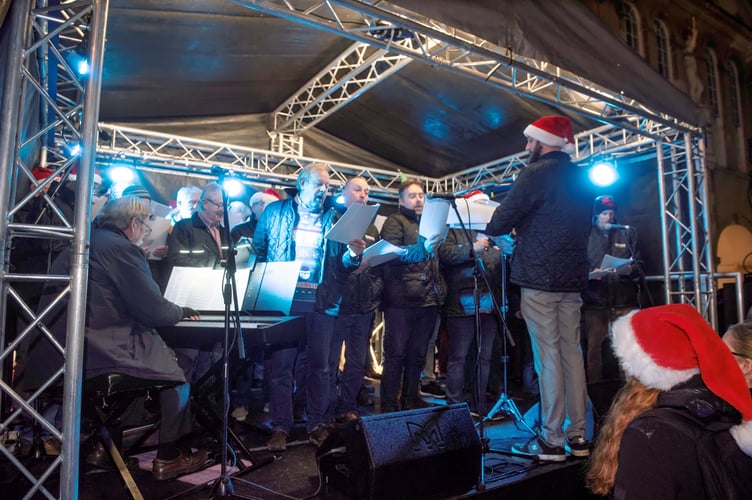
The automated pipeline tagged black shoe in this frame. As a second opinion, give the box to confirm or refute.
[565,436,591,457]
[85,442,139,471]
[152,450,210,481]
[419,381,446,399]
[511,436,566,462]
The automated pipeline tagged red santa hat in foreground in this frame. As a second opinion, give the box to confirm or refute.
[523,115,576,154]
[611,304,752,456]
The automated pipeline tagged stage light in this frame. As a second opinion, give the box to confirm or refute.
[589,161,618,187]
[334,194,345,206]
[64,142,81,158]
[108,166,135,184]
[222,178,244,198]
[63,49,89,77]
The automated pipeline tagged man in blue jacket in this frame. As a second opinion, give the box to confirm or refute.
[486,115,592,461]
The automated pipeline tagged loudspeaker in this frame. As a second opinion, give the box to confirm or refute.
[316,403,481,499]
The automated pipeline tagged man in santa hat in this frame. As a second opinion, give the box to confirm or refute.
[486,115,593,461]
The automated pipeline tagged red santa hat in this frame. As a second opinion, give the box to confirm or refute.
[31,166,54,182]
[611,304,752,456]
[250,188,281,206]
[523,115,576,154]
[464,189,490,203]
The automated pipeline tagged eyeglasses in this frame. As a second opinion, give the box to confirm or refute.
[204,198,223,209]
[135,217,152,235]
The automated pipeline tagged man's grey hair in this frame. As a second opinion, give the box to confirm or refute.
[296,163,329,192]
[199,182,223,210]
[95,195,150,230]
[177,184,201,199]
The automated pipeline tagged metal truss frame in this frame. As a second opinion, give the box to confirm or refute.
[0,1,107,498]
[0,1,714,498]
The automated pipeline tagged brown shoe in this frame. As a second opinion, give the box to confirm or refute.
[266,430,288,451]
[335,411,359,424]
[308,424,330,448]
[152,450,209,481]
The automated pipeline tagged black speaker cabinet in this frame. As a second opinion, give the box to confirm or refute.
[316,403,481,499]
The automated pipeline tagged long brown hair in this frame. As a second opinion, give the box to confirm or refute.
[586,378,660,495]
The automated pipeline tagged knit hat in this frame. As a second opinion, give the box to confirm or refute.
[593,195,617,214]
[611,304,752,456]
[121,184,151,200]
[249,189,280,206]
[523,115,576,154]
[464,190,490,203]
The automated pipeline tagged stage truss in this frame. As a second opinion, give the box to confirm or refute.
[0,1,713,498]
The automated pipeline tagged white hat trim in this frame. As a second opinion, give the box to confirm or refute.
[523,124,575,153]
[610,309,699,390]
[730,421,752,457]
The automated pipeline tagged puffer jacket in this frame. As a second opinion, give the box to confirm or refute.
[253,197,359,316]
[486,151,592,292]
[339,222,384,315]
[380,207,446,309]
[438,228,503,317]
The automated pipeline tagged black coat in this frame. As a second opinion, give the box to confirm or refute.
[582,224,640,309]
[24,225,186,390]
[614,376,752,499]
[486,151,592,292]
[339,222,384,315]
[380,207,446,309]
[438,228,503,317]
[166,212,229,269]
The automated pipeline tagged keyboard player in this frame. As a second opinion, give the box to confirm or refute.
[26,196,208,481]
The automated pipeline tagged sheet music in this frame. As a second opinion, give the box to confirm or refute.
[589,254,632,279]
[164,266,251,311]
[361,239,405,267]
[419,198,450,239]
[325,203,379,243]
[143,217,172,260]
[149,201,172,218]
[446,198,499,229]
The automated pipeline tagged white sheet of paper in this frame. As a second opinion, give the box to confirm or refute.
[446,198,499,228]
[149,201,172,218]
[589,254,632,279]
[143,217,172,260]
[164,267,251,311]
[325,203,379,244]
[419,198,450,239]
[361,239,404,267]
[91,196,108,220]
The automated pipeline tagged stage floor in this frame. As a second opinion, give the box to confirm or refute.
[2,378,615,499]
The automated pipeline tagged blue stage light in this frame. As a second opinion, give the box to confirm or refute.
[108,166,135,184]
[222,178,244,198]
[589,161,618,187]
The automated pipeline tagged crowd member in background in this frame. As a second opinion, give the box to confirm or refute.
[165,182,228,383]
[253,163,364,450]
[486,115,592,461]
[230,189,281,242]
[24,196,207,481]
[724,322,752,389]
[332,177,383,422]
[438,190,502,416]
[588,305,752,498]
[227,200,251,231]
[167,185,202,226]
[581,195,640,383]
[379,180,445,413]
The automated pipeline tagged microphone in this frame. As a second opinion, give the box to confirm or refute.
[604,223,631,230]
[426,193,456,200]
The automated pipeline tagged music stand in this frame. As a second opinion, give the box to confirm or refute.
[444,198,535,492]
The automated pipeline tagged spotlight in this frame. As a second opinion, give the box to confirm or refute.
[108,165,135,184]
[221,178,244,198]
[334,194,345,206]
[63,48,90,77]
[64,142,81,158]
[588,160,618,187]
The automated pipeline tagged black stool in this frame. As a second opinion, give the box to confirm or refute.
[82,374,179,500]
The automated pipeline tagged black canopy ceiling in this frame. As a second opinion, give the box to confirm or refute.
[93,0,699,177]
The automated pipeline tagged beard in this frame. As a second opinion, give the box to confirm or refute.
[527,142,543,164]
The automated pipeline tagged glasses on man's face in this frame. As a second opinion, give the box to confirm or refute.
[135,218,152,235]
[204,198,223,209]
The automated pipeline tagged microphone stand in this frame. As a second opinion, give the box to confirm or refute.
[445,199,534,493]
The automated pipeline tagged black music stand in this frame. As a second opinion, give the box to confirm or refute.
[443,198,535,492]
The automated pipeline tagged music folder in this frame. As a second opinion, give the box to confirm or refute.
[242,261,300,316]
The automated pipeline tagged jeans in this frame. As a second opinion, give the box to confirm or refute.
[380,306,438,411]
[306,312,339,431]
[268,314,310,434]
[445,314,497,412]
[521,288,587,447]
[334,311,375,415]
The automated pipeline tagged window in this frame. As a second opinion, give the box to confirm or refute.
[619,2,642,54]
[705,49,721,118]
[728,61,742,128]
[655,20,671,79]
